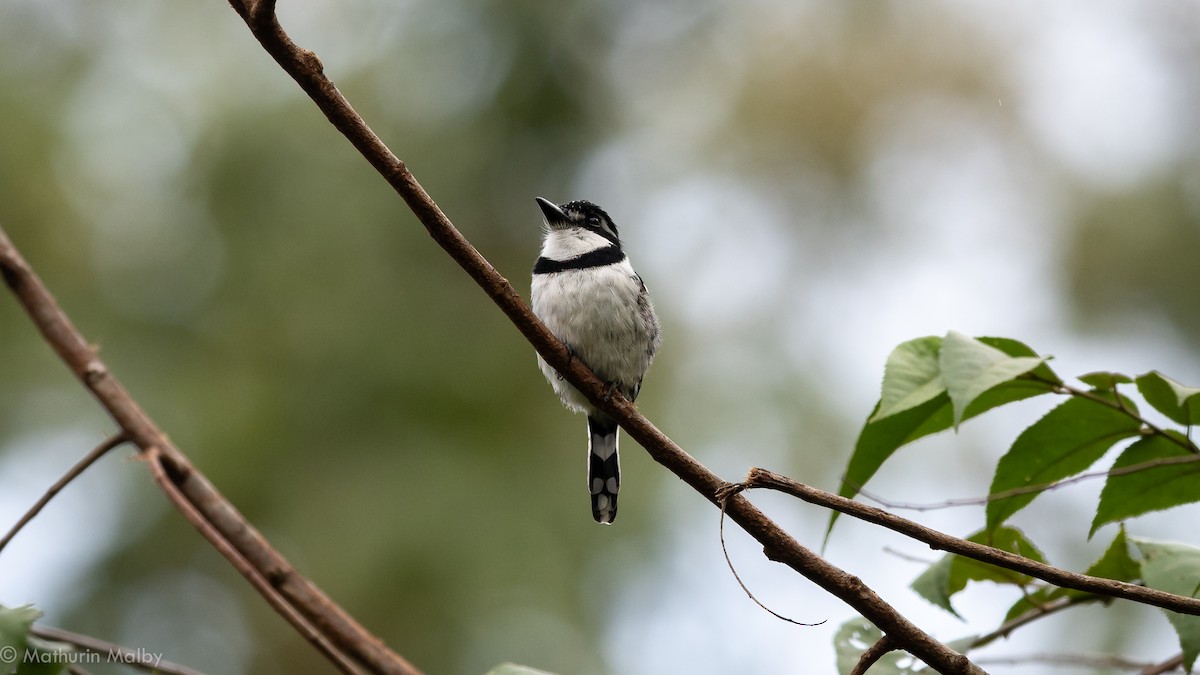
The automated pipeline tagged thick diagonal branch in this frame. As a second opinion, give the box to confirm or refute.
[222,2,983,671]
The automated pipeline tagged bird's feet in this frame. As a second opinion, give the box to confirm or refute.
[556,343,577,381]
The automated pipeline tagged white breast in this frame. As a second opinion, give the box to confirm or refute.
[531,230,658,414]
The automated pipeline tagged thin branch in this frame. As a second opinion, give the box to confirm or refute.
[217,4,986,673]
[1036,376,1198,455]
[0,226,419,675]
[141,446,362,675]
[743,468,1200,616]
[31,624,207,675]
[967,594,1104,651]
[882,547,934,565]
[0,433,126,555]
[974,651,1166,671]
[1141,653,1185,675]
[850,635,897,675]
[855,453,1200,512]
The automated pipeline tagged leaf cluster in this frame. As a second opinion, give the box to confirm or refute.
[833,332,1200,672]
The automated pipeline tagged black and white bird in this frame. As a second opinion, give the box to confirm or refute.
[531,197,662,524]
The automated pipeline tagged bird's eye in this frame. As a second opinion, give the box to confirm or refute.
[586,216,600,226]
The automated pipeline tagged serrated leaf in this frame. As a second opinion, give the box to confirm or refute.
[912,526,1046,618]
[940,331,1049,427]
[833,618,918,675]
[977,336,1062,385]
[1078,371,1134,390]
[1137,371,1200,426]
[1132,538,1200,671]
[829,338,1058,541]
[0,604,40,656]
[0,604,72,675]
[986,395,1142,533]
[872,336,945,422]
[483,664,559,675]
[1091,434,1200,537]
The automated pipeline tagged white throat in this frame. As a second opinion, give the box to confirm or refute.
[540,228,615,261]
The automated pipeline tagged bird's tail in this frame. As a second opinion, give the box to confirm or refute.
[587,415,621,524]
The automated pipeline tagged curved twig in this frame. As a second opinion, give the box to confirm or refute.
[715,484,824,627]
[0,433,127,555]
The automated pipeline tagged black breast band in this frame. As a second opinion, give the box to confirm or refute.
[533,245,626,274]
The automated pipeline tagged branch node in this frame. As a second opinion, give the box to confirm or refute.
[83,358,108,384]
[714,480,747,505]
[249,0,278,27]
[266,564,291,587]
[299,49,324,75]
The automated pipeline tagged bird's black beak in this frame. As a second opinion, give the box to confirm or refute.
[535,197,569,228]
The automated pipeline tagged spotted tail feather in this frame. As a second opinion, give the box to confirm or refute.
[587,416,620,524]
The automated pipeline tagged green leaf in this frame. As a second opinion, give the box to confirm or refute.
[911,554,961,618]
[1091,433,1200,536]
[829,337,1058,541]
[833,618,917,675]
[1132,538,1200,671]
[975,336,1062,386]
[483,664,559,675]
[986,394,1142,533]
[0,604,73,675]
[1137,371,1200,426]
[0,604,40,661]
[871,336,945,422]
[1086,526,1140,582]
[1001,586,1059,624]
[1001,527,1138,624]
[912,526,1046,617]
[1078,371,1134,391]
[959,526,1048,584]
[831,394,954,542]
[940,331,1049,427]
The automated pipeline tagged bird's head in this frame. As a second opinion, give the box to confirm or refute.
[536,197,620,246]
